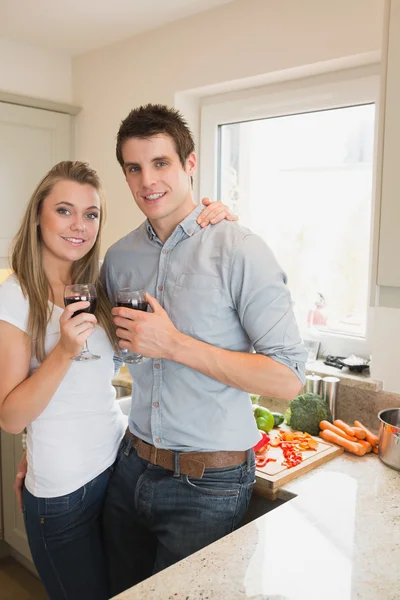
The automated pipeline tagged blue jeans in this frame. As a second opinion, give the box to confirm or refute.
[23,468,111,600]
[102,436,256,597]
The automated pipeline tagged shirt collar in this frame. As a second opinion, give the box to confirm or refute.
[146,221,158,241]
[145,204,203,243]
[178,204,203,237]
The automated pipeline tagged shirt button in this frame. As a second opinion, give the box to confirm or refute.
[158,284,163,292]
[162,249,169,255]
[153,402,159,408]
[187,228,194,235]
[154,363,160,369]
[155,438,161,444]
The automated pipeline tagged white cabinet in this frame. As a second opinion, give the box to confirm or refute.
[0,102,71,266]
[0,100,71,558]
[374,0,400,305]
[1,431,32,562]
[0,96,71,561]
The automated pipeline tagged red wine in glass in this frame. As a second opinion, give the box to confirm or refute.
[64,284,100,361]
[116,299,147,312]
[64,296,98,316]
[115,289,148,364]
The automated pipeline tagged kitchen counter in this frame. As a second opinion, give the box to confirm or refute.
[112,366,133,389]
[111,452,399,600]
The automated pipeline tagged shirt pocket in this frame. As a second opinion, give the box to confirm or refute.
[170,274,221,334]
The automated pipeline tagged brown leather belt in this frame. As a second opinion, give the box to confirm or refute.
[124,429,247,479]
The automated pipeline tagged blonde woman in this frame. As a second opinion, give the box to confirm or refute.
[0,161,232,600]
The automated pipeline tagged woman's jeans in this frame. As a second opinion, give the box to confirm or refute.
[23,468,110,600]
[103,435,256,598]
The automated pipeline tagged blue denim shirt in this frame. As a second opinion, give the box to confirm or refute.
[102,204,306,452]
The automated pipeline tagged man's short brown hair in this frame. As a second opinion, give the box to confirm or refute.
[116,104,195,170]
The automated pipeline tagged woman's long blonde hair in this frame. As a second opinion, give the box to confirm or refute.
[11,161,117,361]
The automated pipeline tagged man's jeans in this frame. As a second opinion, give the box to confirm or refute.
[23,468,110,600]
[102,435,256,597]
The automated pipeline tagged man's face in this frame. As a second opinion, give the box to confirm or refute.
[121,134,196,226]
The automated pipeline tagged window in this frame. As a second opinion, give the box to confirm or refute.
[200,67,379,357]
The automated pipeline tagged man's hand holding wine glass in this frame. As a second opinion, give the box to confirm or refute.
[112,293,183,361]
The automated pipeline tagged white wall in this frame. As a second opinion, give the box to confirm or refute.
[71,0,399,392]
[0,38,72,103]
[72,0,384,250]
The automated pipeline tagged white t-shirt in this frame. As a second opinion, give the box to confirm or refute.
[0,275,126,498]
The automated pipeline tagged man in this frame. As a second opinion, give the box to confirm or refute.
[101,103,306,596]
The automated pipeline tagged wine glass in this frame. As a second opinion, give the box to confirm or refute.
[64,284,100,361]
[115,288,148,364]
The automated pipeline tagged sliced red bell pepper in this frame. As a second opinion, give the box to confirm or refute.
[256,455,277,468]
[253,431,270,453]
[281,443,302,468]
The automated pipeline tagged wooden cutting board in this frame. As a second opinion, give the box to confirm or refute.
[255,429,343,500]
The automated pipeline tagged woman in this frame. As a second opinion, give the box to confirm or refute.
[0,160,234,600]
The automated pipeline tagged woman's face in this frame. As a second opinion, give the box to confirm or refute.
[39,179,101,265]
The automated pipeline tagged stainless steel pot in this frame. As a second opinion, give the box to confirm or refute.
[378,408,400,471]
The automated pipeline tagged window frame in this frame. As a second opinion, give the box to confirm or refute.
[199,65,380,358]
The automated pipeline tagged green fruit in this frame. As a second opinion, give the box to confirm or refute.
[271,411,285,427]
[255,412,274,433]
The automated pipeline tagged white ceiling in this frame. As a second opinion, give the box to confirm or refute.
[0,0,235,56]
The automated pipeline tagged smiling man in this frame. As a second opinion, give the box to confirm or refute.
[101,104,307,596]
[122,134,196,240]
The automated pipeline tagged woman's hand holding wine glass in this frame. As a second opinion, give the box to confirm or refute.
[59,300,97,360]
[62,284,100,361]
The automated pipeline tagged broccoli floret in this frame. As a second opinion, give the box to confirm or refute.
[288,393,332,436]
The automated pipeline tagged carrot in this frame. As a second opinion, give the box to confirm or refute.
[356,439,372,453]
[354,421,379,448]
[333,419,355,437]
[352,427,366,440]
[372,446,379,454]
[319,429,367,456]
[319,420,357,442]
